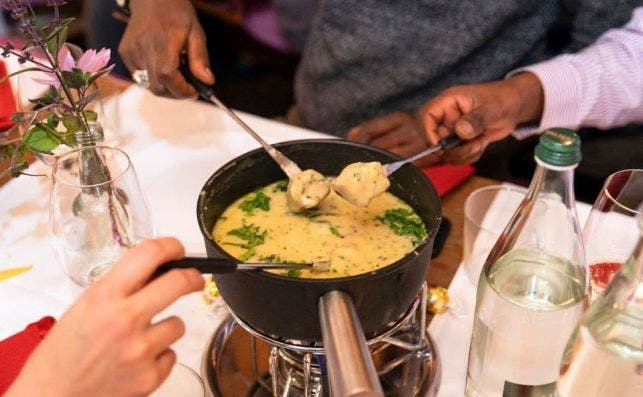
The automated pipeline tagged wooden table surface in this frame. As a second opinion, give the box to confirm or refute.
[2,75,500,288]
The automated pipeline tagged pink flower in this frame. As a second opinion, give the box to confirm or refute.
[31,46,111,88]
[32,74,60,87]
[57,46,75,72]
[76,48,111,73]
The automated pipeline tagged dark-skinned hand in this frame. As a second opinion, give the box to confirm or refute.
[421,72,544,164]
[118,0,215,98]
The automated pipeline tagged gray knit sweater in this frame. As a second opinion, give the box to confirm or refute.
[291,0,638,135]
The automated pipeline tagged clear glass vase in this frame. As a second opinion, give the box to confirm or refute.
[49,145,153,286]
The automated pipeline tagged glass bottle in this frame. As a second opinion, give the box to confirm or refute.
[465,129,587,397]
[556,209,643,396]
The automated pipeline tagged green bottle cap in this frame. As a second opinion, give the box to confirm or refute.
[535,128,581,166]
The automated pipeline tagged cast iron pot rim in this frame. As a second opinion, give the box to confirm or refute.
[196,138,442,284]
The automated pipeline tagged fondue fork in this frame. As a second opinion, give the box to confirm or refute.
[383,135,462,175]
[155,256,331,275]
[179,55,302,178]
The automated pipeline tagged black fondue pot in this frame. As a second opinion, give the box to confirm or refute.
[197,139,441,342]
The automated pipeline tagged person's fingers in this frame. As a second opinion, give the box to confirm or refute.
[154,349,177,388]
[442,135,489,164]
[99,237,186,296]
[421,95,458,145]
[347,112,408,143]
[146,32,196,98]
[130,268,204,319]
[156,52,197,98]
[119,53,138,76]
[454,111,485,140]
[437,125,451,140]
[187,24,215,85]
[440,104,464,130]
[118,36,149,77]
[423,113,441,146]
[145,316,186,354]
[147,62,173,97]
[369,125,421,150]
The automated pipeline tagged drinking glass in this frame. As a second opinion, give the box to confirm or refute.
[463,185,527,285]
[150,363,205,397]
[50,146,153,286]
[583,169,643,301]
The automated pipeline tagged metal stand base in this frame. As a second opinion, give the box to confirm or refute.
[202,284,441,397]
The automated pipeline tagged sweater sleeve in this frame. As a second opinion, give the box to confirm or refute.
[509,7,643,138]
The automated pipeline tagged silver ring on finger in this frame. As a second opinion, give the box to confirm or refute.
[132,69,150,89]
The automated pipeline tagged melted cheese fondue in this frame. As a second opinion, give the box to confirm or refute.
[212,180,426,278]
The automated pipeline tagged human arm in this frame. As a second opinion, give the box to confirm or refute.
[421,7,643,164]
[511,6,643,136]
[118,0,215,97]
[4,238,204,397]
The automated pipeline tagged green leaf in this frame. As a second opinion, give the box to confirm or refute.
[46,25,68,58]
[83,110,98,122]
[376,208,427,245]
[23,125,62,153]
[239,190,271,215]
[239,247,256,262]
[225,222,268,261]
[61,69,86,89]
[62,114,80,132]
[43,18,74,43]
[283,269,302,278]
[273,180,288,192]
[28,86,62,109]
[35,121,72,147]
[227,223,267,248]
[329,226,343,237]
[46,113,58,128]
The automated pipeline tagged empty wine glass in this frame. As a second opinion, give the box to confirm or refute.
[50,146,153,286]
[583,169,643,302]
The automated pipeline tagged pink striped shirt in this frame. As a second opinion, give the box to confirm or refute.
[512,7,643,137]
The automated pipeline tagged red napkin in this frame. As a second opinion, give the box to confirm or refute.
[0,60,18,131]
[0,317,55,395]
[422,163,475,197]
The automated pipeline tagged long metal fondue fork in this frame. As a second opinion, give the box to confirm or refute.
[179,55,301,178]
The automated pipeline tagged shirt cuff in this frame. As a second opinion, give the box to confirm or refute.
[507,58,583,139]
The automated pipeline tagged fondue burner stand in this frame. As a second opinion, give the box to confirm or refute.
[202,283,441,396]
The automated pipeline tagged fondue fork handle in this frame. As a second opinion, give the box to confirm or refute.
[319,291,385,397]
[385,135,462,175]
[178,54,302,178]
[154,257,312,275]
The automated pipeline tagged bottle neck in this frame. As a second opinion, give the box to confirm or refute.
[486,158,582,264]
[73,121,104,147]
[526,157,577,208]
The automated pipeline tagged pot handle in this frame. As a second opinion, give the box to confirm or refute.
[318,291,384,397]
